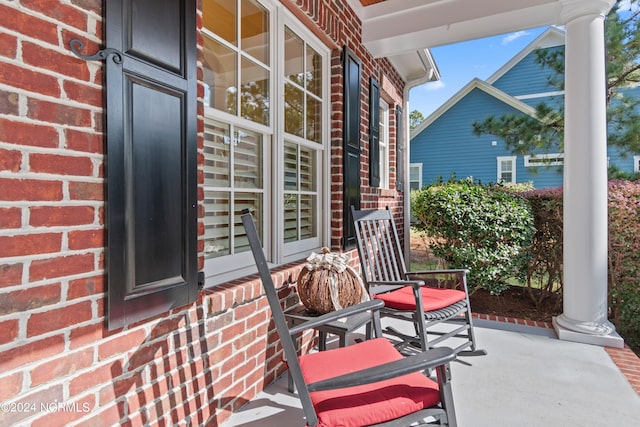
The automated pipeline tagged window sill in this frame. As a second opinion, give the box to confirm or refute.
[379,188,396,198]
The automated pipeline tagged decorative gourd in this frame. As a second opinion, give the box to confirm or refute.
[297,247,369,314]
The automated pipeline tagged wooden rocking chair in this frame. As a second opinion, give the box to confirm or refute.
[351,206,486,357]
[241,210,458,427]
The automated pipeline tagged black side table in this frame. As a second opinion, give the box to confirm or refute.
[283,304,373,392]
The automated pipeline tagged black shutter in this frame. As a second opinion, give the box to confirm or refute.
[369,78,380,188]
[396,106,405,192]
[106,0,198,330]
[342,47,362,248]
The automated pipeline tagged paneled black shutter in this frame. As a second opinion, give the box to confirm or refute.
[369,78,380,188]
[396,106,405,192]
[342,47,362,248]
[106,0,198,330]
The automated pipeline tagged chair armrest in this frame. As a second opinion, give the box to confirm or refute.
[306,346,456,392]
[288,299,384,336]
[408,269,469,275]
[367,280,429,296]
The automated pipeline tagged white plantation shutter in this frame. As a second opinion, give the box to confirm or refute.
[203,119,264,259]
[283,141,317,243]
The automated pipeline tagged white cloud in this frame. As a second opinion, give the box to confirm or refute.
[424,80,445,91]
[502,30,530,45]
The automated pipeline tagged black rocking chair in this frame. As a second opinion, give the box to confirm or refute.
[241,209,458,427]
[351,206,486,357]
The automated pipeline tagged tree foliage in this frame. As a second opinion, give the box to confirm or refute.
[409,109,425,130]
[473,1,640,156]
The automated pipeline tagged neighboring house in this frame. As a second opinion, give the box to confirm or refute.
[410,26,640,190]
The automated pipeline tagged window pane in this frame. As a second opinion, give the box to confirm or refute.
[204,191,231,259]
[204,120,231,187]
[240,56,269,125]
[234,193,263,253]
[299,146,315,191]
[234,128,263,188]
[410,166,419,181]
[284,82,303,137]
[284,142,298,191]
[284,194,298,243]
[204,0,237,45]
[284,27,304,84]
[300,194,317,239]
[306,95,321,143]
[241,0,269,65]
[202,36,237,114]
[306,45,322,96]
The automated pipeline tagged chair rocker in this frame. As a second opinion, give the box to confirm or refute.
[241,210,458,427]
[351,206,486,357]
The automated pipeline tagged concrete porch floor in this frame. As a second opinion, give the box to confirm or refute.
[222,318,640,427]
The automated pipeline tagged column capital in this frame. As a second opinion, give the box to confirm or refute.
[559,0,615,24]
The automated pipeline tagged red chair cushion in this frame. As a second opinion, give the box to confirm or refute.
[374,286,466,311]
[298,338,440,427]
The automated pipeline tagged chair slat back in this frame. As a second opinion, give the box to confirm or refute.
[351,207,408,284]
[240,210,319,426]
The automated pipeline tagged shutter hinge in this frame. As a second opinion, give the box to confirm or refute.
[69,39,123,64]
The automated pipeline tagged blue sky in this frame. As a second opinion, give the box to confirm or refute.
[409,26,549,118]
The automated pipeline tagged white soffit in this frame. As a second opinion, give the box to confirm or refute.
[387,49,440,82]
[355,0,563,57]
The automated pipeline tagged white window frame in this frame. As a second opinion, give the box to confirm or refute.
[524,153,564,167]
[497,156,517,184]
[634,155,640,173]
[409,163,422,191]
[378,99,390,189]
[202,0,330,285]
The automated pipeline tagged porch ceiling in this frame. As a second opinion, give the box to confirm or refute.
[350,0,567,57]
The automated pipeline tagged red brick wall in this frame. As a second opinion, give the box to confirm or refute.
[0,1,406,425]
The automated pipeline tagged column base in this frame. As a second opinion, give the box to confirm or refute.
[553,315,624,348]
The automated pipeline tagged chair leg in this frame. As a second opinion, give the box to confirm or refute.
[457,308,487,356]
[436,363,457,427]
[412,286,430,353]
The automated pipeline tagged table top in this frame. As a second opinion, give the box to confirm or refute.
[284,303,372,332]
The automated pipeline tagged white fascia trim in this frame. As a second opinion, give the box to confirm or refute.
[410,78,537,138]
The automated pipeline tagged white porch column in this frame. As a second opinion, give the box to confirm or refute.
[553,0,623,347]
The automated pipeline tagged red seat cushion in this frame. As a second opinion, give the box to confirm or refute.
[374,286,466,311]
[298,338,440,427]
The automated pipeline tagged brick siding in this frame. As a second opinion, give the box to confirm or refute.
[0,0,406,425]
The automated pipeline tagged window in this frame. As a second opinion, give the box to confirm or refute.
[202,0,328,284]
[497,156,516,184]
[524,153,564,167]
[409,163,422,191]
[379,100,390,188]
[634,156,640,173]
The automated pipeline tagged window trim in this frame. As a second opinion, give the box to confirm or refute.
[497,156,517,184]
[409,163,422,191]
[634,155,640,173]
[524,153,564,167]
[202,0,331,286]
[379,99,390,189]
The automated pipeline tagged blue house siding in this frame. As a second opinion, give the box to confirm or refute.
[411,30,640,190]
[492,47,563,97]
[412,88,529,186]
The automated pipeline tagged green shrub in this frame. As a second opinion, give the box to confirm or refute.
[608,180,640,349]
[411,179,534,294]
[517,187,564,309]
